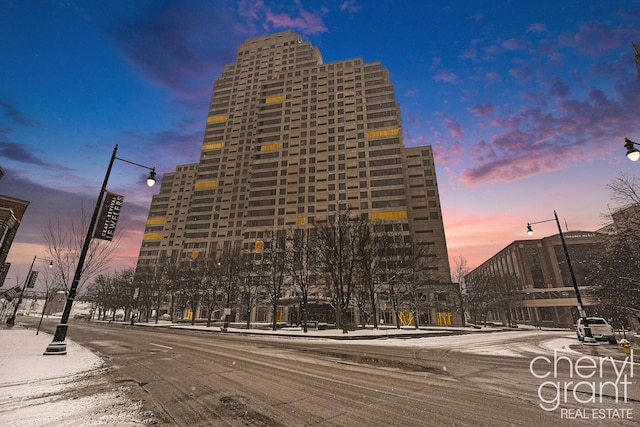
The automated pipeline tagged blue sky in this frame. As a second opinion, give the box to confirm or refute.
[2,0,640,282]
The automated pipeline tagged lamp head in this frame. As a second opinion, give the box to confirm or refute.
[147,168,156,187]
[625,138,640,162]
[527,224,533,236]
[48,261,53,268]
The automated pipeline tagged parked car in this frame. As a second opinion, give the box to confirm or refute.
[576,317,616,343]
[73,313,91,321]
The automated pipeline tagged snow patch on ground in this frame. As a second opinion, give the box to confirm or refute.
[342,329,581,358]
[0,328,152,426]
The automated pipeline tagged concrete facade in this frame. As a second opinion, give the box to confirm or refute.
[465,231,602,328]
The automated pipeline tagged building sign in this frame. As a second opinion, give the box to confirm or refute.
[94,192,124,241]
[563,232,596,239]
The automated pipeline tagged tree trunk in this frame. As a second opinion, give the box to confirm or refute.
[301,294,308,333]
[154,303,161,324]
[271,301,278,331]
[170,292,175,322]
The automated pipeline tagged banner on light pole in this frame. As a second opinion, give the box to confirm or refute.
[94,191,124,241]
[2,286,21,301]
[26,270,38,288]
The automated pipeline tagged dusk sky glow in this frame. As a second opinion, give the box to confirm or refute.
[2,0,640,284]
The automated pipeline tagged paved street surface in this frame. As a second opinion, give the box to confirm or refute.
[6,317,640,426]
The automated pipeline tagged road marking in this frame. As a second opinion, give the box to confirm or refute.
[149,342,173,350]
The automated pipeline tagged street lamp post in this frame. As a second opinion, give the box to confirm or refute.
[44,144,155,355]
[624,138,640,162]
[526,210,594,341]
[6,256,52,326]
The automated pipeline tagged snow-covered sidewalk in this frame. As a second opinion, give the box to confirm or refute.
[0,327,149,426]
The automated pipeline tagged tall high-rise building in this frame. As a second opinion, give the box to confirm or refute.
[136,31,453,323]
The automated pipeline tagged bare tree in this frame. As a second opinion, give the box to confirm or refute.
[196,254,222,328]
[85,269,134,321]
[606,172,640,207]
[463,273,493,326]
[136,254,173,323]
[43,207,119,297]
[396,239,432,330]
[314,211,360,332]
[262,230,288,330]
[452,254,469,326]
[587,172,640,328]
[378,223,410,329]
[239,251,262,329]
[288,228,317,332]
[36,261,64,334]
[219,246,243,330]
[354,220,382,328]
[179,256,209,326]
[163,255,183,322]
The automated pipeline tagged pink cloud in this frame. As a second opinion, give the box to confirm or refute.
[266,8,327,34]
[509,60,533,83]
[544,76,570,97]
[527,23,546,33]
[471,12,484,22]
[459,47,477,61]
[468,104,496,117]
[460,142,575,186]
[434,140,464,164]
[458,75,640,187]
[485,71,501,83]
[237,0,263,21]
[485,45,501,55]
[501,38,522,50]
[434,70,457,83]
[403,130,429,147]
[339,0,362,13]
[558,21,635,57]
[444,117,464,138]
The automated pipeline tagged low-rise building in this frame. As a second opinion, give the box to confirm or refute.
[465,231,602,328]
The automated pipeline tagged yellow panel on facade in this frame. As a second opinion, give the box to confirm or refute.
[371,210,408,220]
[296,217,305,225]
[255,241,264,250]
[146,217,166,225]
[192,251,199,259]
[143,233,163,240]
[367,128,400,139]
[265,95,284,104]
[260,143,280,151]
[207,115,227,123]
[437,312,453,326]
[398,311,414,325]
[194,180,217,189]
[276,310,284,322]
[202,142,224,150]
